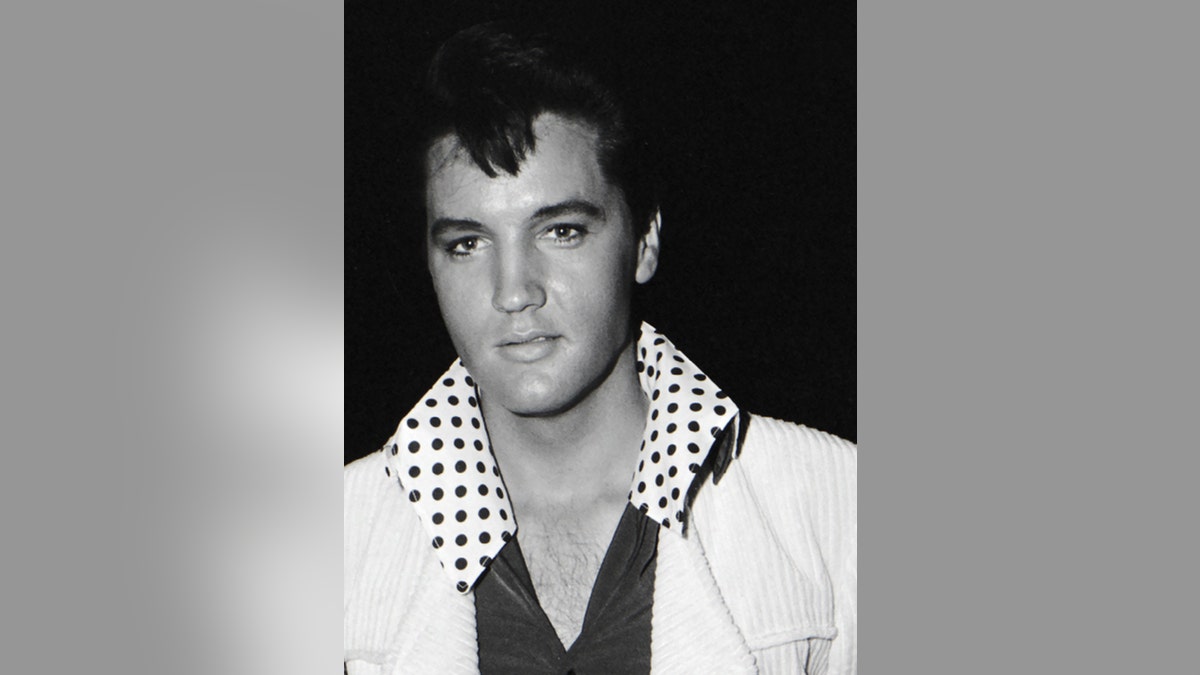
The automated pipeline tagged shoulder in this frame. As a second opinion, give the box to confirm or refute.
[742,414,856,452]
[345,448,389,479]
[737,414,856,487]
[345,449,395,511]
[726,414,856,548]
[344,450,408,568]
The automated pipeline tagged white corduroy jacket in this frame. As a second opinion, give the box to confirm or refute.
[345,415,856,674]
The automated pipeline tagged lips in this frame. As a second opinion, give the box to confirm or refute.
[496,331,561,363]
[498,331,559,347]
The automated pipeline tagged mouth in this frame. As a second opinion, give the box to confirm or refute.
[499,332,560,347]
[505,335,554,345]
[496,332,561,362]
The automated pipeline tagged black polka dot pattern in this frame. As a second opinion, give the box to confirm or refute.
[383,359,514,595]
[383,323,735,595]
[628,323,739,531]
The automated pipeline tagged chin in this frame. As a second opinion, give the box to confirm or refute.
[496,377,576,418]
[467,344,627,418]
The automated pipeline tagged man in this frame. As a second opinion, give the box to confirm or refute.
[345,22,856,674]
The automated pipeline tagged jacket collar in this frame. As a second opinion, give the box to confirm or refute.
[382,322,739,593]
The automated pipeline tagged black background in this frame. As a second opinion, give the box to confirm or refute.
[346,1,855,464]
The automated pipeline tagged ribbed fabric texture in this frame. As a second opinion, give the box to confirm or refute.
[690,416,857,675]
[651,523,758,674]
[344,452,479,674]
[345,414,857,674]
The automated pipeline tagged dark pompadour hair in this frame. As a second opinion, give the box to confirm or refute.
[420,21,659,235]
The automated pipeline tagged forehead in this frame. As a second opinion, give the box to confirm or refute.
[424,114,620,223]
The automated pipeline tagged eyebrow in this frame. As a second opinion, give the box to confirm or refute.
[428,218,485,240]
[530,199,605,222]
[429,200,606,239]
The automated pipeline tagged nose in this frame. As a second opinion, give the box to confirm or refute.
[491,248,546,314]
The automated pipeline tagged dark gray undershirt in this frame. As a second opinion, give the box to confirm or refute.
[474,502,659,675]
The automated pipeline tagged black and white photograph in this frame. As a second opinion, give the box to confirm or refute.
[11,1,1200,673]
[345,3,856,673]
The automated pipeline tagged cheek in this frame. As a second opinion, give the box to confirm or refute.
[588,244,638,301]
[555,261,634,333]
[431,255,488,297]
[430,265,490,334]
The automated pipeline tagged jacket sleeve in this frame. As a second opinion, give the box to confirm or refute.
[344,451,390,668]
[344,453,383,616]
[740,417,857,675]
[811,433,856,675]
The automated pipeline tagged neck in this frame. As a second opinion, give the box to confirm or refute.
[481,342,648,508]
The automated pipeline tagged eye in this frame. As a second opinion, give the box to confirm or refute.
[445,236,483,258]
[541,224,586,246]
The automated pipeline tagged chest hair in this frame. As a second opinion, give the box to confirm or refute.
[517,512,619,649]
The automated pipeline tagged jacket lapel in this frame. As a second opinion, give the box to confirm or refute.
[387,551,480,675]
[651,530,757,674]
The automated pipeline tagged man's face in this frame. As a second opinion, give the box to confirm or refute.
[424,113,657,417]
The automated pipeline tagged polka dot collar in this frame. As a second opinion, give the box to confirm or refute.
[382,322,739,594]
[629,324,739,530]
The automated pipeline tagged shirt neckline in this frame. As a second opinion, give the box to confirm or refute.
[382,321,740,593]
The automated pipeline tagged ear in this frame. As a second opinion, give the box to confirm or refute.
[635,209,662,285]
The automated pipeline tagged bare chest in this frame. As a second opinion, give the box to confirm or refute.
[517,513,619,648]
